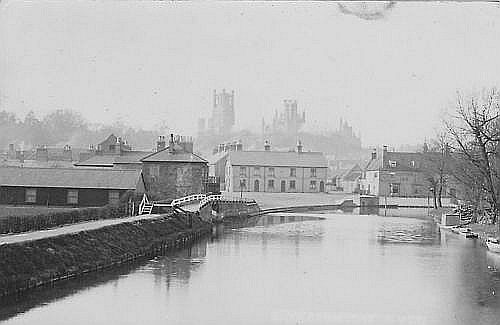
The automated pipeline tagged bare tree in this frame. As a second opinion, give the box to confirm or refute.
[445,89,500,226]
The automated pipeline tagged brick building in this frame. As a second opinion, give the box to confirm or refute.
[141,134,209,201]
[360,146,454,198]
[222,141,328,193]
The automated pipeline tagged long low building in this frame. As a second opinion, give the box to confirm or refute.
[222,141,328,193]
[0,167,145,207]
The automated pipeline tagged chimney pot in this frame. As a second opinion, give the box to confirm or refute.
[297,140,303,153]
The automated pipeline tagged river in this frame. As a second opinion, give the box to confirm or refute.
[1,211,500,324]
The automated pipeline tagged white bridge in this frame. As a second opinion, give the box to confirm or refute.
[139,193,256,215]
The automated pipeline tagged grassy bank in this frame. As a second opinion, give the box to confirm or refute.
[0,214,210,299]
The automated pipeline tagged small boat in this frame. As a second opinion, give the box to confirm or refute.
[486,237,500,253]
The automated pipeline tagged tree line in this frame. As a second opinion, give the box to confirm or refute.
[424,88,500,227]
[0,109,164,151]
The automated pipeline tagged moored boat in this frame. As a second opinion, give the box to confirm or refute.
[458,228,478,238]
[486,237,500,253]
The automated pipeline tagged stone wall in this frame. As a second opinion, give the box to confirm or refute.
[143,162,208,200]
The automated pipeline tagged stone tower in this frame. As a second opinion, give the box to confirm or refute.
[209,89,235,137]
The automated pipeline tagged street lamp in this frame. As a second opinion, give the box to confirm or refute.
[240,179,244,199]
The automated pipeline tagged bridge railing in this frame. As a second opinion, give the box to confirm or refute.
[171,193,207,207]
[198,194,256,210]
[138,194,150,215]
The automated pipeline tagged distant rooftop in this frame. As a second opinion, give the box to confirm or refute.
[227,150,328,168]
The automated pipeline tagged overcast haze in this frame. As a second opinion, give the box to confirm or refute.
[2,1,500,147]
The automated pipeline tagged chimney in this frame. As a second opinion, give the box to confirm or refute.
[63,145,72,161]
[168,134,175,153]
[383,145,388,154]
[236,140,243,151]
[371,148,377,160]
[264,140,271,151]
[297,140,303,153]
[157,135,166,151]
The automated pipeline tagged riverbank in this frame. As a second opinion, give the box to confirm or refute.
[429,207,500,243]
[0,214,211,300]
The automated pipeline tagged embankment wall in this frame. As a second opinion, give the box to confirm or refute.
[0,214,210,299]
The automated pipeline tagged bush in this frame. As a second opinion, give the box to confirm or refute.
[0,205,126,235]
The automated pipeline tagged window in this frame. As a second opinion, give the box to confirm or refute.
[389,160,397,168]
[25,188,36,203]
[289,180,296,189]
[149,165,160,177]
[310,168,317,177]
[374,172,378,178]
[239,166,247,176]
[109,191,120,205]
[67,190,78,204]
[290,168,296,177]
[390,183,400,195]
[268,167,275,177]
[254,167,261,176]
[310,180,317,190]
[240,179,247,189]
[409,160,416,168]
[268,179,274,189]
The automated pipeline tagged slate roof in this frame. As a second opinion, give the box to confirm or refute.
[0,166,142,189]
[141,146,207,164]
[75,151,151,167]
[342,164,362,181]
[227,151,328,168]
[365,151,435,172]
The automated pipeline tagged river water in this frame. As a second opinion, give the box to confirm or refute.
[2,212,500,325]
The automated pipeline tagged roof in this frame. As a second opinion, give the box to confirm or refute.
[141,146,207,163]
[365,151,437,172]
[75,151,150,167]
[0,166,142,189]
[227,150,328,168]
[342,164,362,181]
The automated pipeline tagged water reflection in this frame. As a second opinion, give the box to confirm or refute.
[377,218,440,245]
[3,213,500,324]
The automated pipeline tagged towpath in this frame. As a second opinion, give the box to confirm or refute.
[0,214,163,245]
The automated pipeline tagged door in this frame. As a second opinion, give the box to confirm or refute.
[281,180,286,192]
[319,181,325,192]
[254,180,260,192]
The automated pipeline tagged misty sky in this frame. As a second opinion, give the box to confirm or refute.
[1,1,500,147]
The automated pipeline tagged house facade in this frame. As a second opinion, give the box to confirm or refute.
[141,134,209,201]
[223,142,328,193]
[339,164,362,193]
[361,146,438,197]
[0,167,144,207]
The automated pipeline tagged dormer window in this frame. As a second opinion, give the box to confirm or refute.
[389,160,397,168]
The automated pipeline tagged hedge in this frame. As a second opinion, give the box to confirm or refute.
[0,206,126,235]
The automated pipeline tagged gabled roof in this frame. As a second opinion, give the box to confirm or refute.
[342,164,362,181]
[0,166,142,190]
[74,151,151,167]
[141,146,207,164]
[227,150,328,168]
[365,157,382,171]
